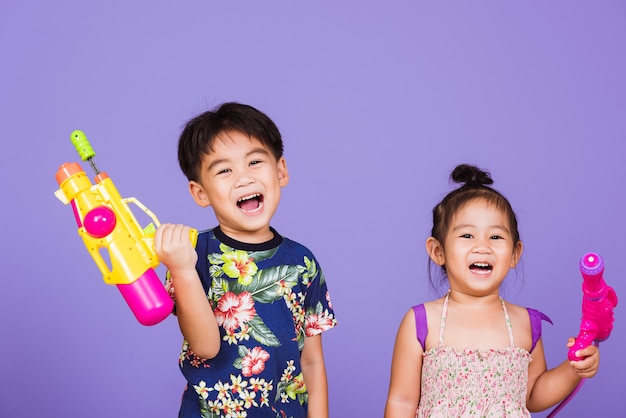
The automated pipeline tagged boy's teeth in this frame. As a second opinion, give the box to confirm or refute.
[238,194,262,212]
[238,194,259,202]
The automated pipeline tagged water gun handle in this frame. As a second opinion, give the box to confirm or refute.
[568,253,618,361]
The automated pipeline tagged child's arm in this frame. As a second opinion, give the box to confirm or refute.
[301,334,329,418]
[526,337,600,412]
[384,309,423,418]
[155,223,220,359]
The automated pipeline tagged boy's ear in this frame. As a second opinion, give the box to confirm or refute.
[510,240,523,268]
[426,237,445,266]
[189,181,211,208]
[277,157,290,187]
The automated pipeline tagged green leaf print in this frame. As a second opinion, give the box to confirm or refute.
[248,314,281,347]
[275,380,308,405]
[248,247,279,262]
[233,345,251,370]
[208,264,223,279]
[233,346,247,369]
[229,265,300,303]
[237,345,249,357]
[317,269,326,286]
[198,400,212,418]
[314,301,325,315]
[207,276,229,302]
[233,357,242,369]
[302,256,317,282]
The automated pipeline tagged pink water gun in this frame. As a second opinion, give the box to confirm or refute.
[548,252,618,417]
[568,252,618,361]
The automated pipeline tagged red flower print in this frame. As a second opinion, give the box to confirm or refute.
[242,346,270,377]
[214,291,256,332]
[305,312,335,336]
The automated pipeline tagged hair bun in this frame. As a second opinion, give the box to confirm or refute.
[451,164,493,187]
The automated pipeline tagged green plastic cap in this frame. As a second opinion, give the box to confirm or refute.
[70,130,95,161]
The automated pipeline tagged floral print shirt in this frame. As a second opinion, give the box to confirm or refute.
[175,227,337,418]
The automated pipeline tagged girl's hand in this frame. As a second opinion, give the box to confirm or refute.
[566,337,600,378]
[154,223,198,277]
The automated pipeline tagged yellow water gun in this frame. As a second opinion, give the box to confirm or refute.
[55,130,196,325]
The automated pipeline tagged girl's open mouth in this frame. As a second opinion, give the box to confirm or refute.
[470,262,493,275]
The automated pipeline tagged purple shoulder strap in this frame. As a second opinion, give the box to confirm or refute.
[527,308,553,352]
[412,304,428,351]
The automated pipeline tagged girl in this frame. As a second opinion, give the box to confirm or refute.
[384,164,600,417]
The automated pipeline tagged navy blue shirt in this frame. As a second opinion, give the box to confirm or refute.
[176,227,337,418]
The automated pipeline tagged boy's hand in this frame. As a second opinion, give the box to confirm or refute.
[566,337,600,378]
[154,223,198,277]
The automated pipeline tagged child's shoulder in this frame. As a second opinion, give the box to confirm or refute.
[279,235,318,258]
[502,299,551,323]
[416,297,446,328]
[502,299,529,316]
[279,234,308,248]
[502,299,553,351]
[421,297,445,313]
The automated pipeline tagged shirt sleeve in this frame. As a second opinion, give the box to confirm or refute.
[302,258,338,337]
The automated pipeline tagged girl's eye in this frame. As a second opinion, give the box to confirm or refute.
[491,235,503,240]
[460,233,472,239]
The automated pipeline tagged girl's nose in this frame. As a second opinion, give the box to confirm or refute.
[472,239,491,253]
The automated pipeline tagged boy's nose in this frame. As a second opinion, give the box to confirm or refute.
[235,173,255,188]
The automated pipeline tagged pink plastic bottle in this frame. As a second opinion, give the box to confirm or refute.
[117,269,174,326]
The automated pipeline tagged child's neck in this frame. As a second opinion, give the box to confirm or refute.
[447,289,502,308]
[219,225,275,245]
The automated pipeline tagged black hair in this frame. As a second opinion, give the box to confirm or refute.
[428,164,521,290]
[177,102,284,182]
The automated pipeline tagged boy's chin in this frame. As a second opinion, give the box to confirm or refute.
[222,219,273,235]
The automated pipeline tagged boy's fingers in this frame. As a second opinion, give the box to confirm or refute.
[175,224,188,241]
[163,224,187,242]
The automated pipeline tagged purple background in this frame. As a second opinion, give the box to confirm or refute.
[1,1,625,417]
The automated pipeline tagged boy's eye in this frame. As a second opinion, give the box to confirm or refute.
[249,160,262,166]
[217,168,231,175]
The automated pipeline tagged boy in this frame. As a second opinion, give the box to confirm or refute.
[155,102,337,418]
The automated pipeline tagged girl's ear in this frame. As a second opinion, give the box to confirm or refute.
[189,181,211,208]
[426,237,445,266]
[510,240,524,268]
[277,157,290,187]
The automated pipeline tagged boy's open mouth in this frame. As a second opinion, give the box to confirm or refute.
[237,193,264,213]
[469,262,493,274]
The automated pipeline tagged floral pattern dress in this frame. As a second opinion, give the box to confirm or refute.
[417,293,532,417]
[172,227,337,418]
